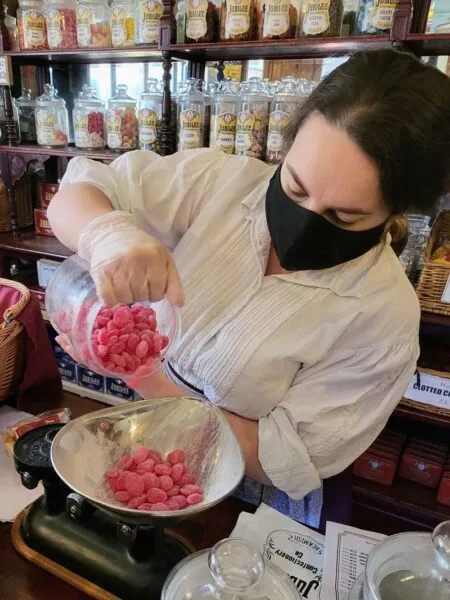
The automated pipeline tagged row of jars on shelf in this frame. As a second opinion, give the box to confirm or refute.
[9,76,316,162]
[5,0,403,52]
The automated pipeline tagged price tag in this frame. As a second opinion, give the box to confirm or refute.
[441,274,450,304]
[0,55,12,86]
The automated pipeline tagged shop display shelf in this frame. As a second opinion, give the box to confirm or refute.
[395,399,450,430]
[0,230,72,260]
[0,143,118,160]
[406,33,450,56]
[3,46,163,65]
[61,380,130,407]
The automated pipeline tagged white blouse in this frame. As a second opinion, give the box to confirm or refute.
[61,148,420,501]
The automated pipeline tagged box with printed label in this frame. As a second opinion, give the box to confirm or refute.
[40,183,59,208]
[34,208,55,236]
[105,377,134,400]
[77,365,105,392]
[37,258,60,288]
[57,359,77,383]
[48,327,75,363]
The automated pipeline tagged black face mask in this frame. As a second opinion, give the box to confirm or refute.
[265,167,386,271]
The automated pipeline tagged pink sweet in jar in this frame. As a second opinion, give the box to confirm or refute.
[44,0,77,49]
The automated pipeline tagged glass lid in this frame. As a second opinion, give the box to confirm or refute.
[36,84,66,108]
[362,521,450,600]
[74,84,104,109]
[16,88,35,107]
[162,537,299,599]
[108,84,136,107]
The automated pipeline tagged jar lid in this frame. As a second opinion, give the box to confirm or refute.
[108,84,136,107]
[15,88,35,107]
[242,77,267,100]
[75,84,104,109]
[357,521,450,600]
[140,78,162,99]
[18,0,44,8]
[36,84,66,108]
[162,538,299,599]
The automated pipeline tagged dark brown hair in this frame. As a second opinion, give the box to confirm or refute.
[288,49,450,214]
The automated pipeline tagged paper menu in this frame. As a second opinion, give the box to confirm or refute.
[320,522,386,600]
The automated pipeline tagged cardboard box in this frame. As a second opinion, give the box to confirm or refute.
[105,377,134,401]
[34,208,54,236]
[40,183,59,208]
[57,359,77,383]
[77,365,105,393]
[37,258,59,288]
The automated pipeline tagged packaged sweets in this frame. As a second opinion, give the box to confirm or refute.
[266,76,302,165]
[210,80,240,154]
[136,0,164,44]
[258,0,298,40]
[73,84,105,149]
[44,0,77,49]
[18,0,48,50]
[111,0,135,46]
[35,84,69,147]
[185,0,219,42]
[235,78,269,160]
[106,84,138,150]
[301,0,344,37]
[4,408,71,456]
[219,0,257,41]
[138,78,162,153]
[177,78,205,151]
[15,88,37,143]
[76,0,112,48]
[356,0,398,35]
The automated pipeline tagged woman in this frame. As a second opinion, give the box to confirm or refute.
[49,50,450,527]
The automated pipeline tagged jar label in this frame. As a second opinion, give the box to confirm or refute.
[112,7,134,46]
[76,6,94,46]
[185,0,208,40]
[138,108,158,143]
[235,110,256,151]
[302,0,331,35]
[106,112,122,148]
[263,0,291,37]
[22,9,47,48]
[36,110,60,145]
[74,113,89,147]
[212,112,237,153]
[46,9,64,47]
[225,0,252,36]
[138,0,163,43]
[369,0,397,30]
[267,110,290,152]
[179,109,202,150]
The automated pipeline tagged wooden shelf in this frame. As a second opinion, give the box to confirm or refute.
[0,143,119,160]
[406,33,450,56]
[168,35,392,60]
[3,46,163,65]
[0,230,72,260]
[395,400,450,430]
[421,311,450,329]
[352,475,450,530]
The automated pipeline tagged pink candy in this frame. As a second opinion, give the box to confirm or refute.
[105,446,204,513]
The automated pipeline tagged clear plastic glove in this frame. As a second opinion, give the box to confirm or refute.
[78,211,184,308]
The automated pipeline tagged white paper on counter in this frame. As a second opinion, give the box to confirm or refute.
[231,503,325,599]
[0,405,43,522]
[320,522,386,600]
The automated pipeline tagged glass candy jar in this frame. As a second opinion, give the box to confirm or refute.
[15,88,37,143]
[35,84,69,147]
[44,0,77,49]
[106,84,138,151]
[76,0,112,48]
[17,0,48,50]
[219,0,257,41]
[73,84,105,149]
[184,0,219,43]
[210,80,240,154]
[138,78,162,153]
[399,213,431,284]
[266,76,301,164]
[301,0,344,37]
[258,0,298,40]
[177,77,205,151]
[4,6,20,51]
[136,0,164,44]
[162,538,299,600]
[235,77,269,160]
[356,0,399,35]
[111,0,135,46]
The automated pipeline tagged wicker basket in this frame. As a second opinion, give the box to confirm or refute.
[400,367,450,418]
[0,279,30,405]
[416,211,450,316]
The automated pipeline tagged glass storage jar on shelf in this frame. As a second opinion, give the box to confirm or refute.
[4,6,20,51]
[219,0,257,41]
[356,0,398,35]
[136,0,164,44]
[197,79,215,147]
[235,77,269,160]
[0,96,21,144]
[76,0,111,48]
[15,88,37,143]
[44,0,77,49]
[341,0,358,35]
[111,0,135,46]
[35,84,68,147]
[73,85,105,149]
[17,0,48,50]
[434,19,450,33]
[258,0,298,40]
[184,0,219,42]
[300,0,344,37]
[106,84,138,151]
[138,78,162,153]
[399,213,431,284]
[210,80,240,154]
[177,78,205,152]
[266,76,303,165]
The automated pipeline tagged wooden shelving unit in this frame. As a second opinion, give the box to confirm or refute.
[0,231,71,260]
[0,143,119,160]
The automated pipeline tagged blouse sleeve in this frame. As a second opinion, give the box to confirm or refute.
[60,148,233,250]
[258,341,419,500]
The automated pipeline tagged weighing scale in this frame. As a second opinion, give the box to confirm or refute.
[12,397,245,600]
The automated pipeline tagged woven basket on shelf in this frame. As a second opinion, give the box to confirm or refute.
[0,279,30,405]
[416,211,450,316]
[400,367,450,419]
